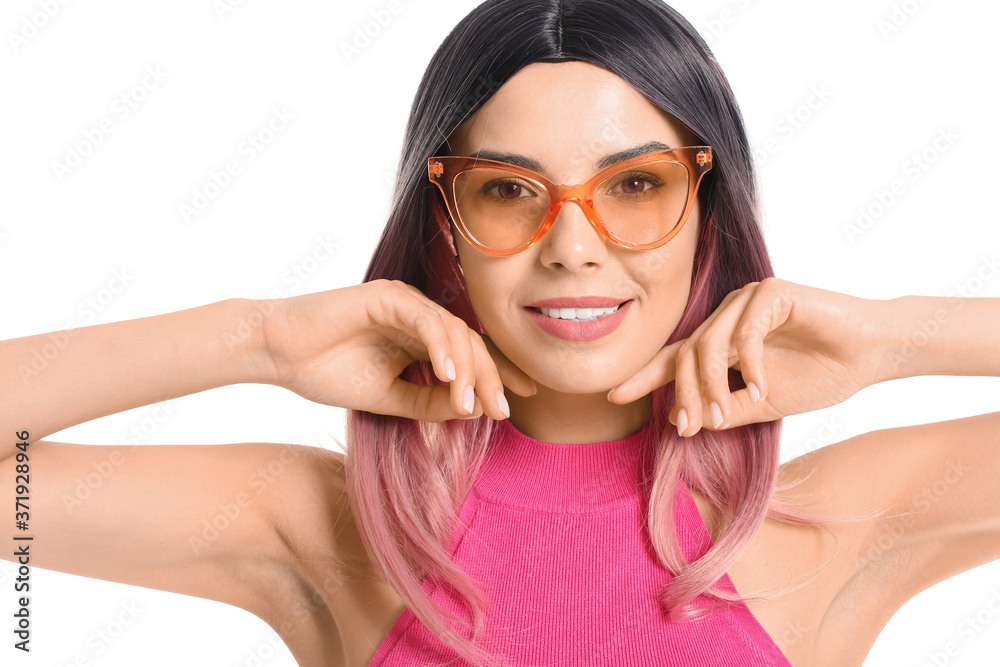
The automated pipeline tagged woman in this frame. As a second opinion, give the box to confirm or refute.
[2,1,997,666]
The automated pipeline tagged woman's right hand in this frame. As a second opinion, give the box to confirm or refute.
[256,279,537,422]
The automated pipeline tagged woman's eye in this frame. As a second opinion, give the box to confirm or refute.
[609,173,662,196]
[485,180,533,199]
[618,178,648,195]
[618,176,653,195]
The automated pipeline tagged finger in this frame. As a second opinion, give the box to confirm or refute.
[694,287,756,429]
[398,311,452,380]
[402,283,512,414]
[671,339,704,437]
[696,385,780,431]
[375,284,477,416]
[377,378,483,423]
[733,277,793,403]
[378,282,529,418]
[366,283,453,385]
[398,287,495,417]
[440,316,479,416]
[659,286,750,432]
[606,286,744,405]
[467,331,511,420]
[482,336,537,398]
[606,340,679,404]
[732,309,767,405]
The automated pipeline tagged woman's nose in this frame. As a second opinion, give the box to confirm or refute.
[537,199,610,271]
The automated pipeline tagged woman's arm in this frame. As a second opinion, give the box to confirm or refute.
[878,294,1000,381]
[0,299,309,627]
[0,298,269,451]
[610,282,1000,641]
[610,284,1000,663]
[816,295,1000,604]
[0,281,530,645]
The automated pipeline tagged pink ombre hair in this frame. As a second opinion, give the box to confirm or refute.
[345,1,830,664]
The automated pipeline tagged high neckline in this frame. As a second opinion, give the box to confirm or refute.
[471,418,657,513]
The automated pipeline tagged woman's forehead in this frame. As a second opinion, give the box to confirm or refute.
[447,62,695,176]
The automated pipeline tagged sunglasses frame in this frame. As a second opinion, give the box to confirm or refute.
[427,146,712,257]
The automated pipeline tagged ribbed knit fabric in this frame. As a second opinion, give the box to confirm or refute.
[368,418,793,666]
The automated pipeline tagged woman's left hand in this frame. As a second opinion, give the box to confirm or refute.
[607,277,893,436]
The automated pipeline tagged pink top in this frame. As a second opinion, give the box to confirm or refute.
[368,418,792,666]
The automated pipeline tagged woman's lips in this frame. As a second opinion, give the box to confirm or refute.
[524,300,632,341]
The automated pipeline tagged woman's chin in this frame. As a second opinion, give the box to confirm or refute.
[520,369,638,398]
[493,339,659,398]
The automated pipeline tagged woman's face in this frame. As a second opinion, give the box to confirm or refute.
[447,61,702,402]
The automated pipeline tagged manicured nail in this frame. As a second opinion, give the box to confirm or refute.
[710,401,723,429]
[676,408,688,437]
[463,386,475,414]
[496,390,510,419]
[445,357,456,381]
[748,381,760,403]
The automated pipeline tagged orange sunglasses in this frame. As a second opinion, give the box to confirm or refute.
[427,146,712,256]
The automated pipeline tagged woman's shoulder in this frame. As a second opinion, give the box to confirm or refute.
[229,442,409,666]
[719,426,952,666]
[259,444,367,570]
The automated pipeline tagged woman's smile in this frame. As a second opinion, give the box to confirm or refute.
[525,299,634,341]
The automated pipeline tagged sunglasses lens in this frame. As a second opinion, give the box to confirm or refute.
[595,160,691,246]
[453,169,550,252]
[451,160,692,252]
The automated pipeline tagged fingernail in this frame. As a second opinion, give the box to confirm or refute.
[463,386,475,414]
[607,388,616,402]
[676,408,688,437]
[445,357,456,381]
[748,381,760,403]
[710,401,723,429]
[496,389,510,419]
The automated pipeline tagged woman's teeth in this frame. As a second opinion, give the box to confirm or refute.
[538,303,622,322]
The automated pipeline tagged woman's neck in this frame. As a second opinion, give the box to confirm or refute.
[505,386,651,444]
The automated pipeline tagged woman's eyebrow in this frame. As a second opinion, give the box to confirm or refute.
[471,140,672,175]
[596,141,672,170]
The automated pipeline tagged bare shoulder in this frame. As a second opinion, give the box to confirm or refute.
[252,443,372,602]
[778,412,1000,603]
[0,439,368,665]
[734,411,1000,666]
[257,443,351,555]
[705,435,891,666]
[256,443,407,666]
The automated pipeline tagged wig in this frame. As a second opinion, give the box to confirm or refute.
[345,1,830,664]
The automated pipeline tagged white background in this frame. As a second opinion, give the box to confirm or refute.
[1,0,999,665]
